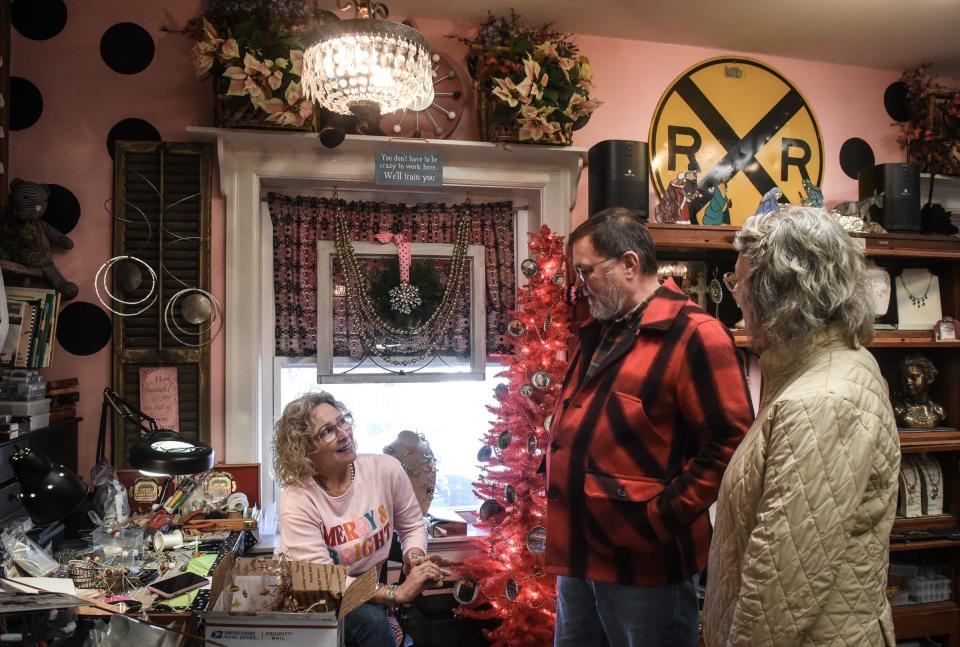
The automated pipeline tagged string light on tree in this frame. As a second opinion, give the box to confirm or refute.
[455,225,572,647]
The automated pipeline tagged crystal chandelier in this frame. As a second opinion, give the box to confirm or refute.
[301,0,433,132]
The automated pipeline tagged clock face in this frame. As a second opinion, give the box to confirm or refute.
[379,52,466,139]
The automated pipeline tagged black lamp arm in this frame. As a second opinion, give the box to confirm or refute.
[96,388,159,465]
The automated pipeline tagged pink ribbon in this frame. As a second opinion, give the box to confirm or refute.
[375,232,412,283]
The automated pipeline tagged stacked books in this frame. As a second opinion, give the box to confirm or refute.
[0,369,51,436]
[0,286,61,368]
[47,377,79,423]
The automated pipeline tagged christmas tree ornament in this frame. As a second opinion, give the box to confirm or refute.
[479,499,505,521]
[497,430,513,450]
[532,371,552,390]
[504,484,518,504]
[525,527,547,554]
[552,272,565,285]
[520,258,540,277]
[543,415,553,432]
[453,577,479,604]
[709,267,724,318]
[520,384,534,397]
[494,383,510,401]
[526,434,538,456]
[507,319,526,337]
[543,313,553,332]
[477,445,493,462]
[506,579,519,601]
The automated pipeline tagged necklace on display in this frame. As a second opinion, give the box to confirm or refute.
[900,273,934,308]
[314,462,356,495]
[902,464,920,498]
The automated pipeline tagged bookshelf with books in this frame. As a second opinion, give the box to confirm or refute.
[0,285,61,369]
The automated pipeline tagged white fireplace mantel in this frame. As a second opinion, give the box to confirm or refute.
[188,127,586,504]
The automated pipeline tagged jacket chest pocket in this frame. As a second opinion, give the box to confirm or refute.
[588,391,672,476]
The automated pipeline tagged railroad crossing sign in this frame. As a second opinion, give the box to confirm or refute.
[649,57,823,226]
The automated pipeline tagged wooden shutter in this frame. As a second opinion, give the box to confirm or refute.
[112,141,213,467]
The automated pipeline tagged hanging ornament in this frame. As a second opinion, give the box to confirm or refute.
[709,267,724,318]
[532,370,552,390]
[477,445,493,462]
[504,484,517,504]
[497,430,512,450]
[526,434,538,456]
[453,577,479,604]
[181,292,213,324]
[94,255,158,317]
[164,287,225,348]
[375,232,422,315]
[543,414,553,432]
[479,499,505,521]
[552,272,565,285]
[543,313,553,332]
[519,384,534,398]
[505,578,519,601]
[507,319,526,337]
[520,258,540,277]
[494,383,510,401]
[525,526,547,554]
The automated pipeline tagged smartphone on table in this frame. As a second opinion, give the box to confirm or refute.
[147,572,209,598]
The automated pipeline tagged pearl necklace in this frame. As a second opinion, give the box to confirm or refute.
[332,194,474,366]
[314,462,355,496]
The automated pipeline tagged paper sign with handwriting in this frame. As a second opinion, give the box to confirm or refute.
[139,366,180,432]
[375,151,443,186]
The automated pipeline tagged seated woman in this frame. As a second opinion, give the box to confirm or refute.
[273,391,448,647]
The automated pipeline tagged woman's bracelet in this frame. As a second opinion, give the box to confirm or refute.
[384,583,398,610]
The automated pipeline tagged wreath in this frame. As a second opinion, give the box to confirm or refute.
[370,257,444,330]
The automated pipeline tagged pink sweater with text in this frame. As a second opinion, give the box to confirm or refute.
[276,453,428,577]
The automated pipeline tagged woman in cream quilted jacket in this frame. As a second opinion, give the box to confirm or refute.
[704,206,900,646]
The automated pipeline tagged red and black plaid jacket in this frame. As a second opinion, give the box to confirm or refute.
[545,279,753,586]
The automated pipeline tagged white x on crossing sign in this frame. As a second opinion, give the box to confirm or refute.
[649,57,824,226]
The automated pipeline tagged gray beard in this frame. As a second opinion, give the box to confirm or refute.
[587,278,626,321]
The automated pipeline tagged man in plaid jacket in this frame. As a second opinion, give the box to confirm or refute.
[546,208,753,647]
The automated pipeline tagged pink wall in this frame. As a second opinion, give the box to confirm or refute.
[10,4,905,479]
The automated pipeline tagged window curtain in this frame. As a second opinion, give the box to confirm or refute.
[268,194,516,358]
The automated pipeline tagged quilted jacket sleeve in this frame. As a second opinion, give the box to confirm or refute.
[647,319,753,544]
[726,395,879,646]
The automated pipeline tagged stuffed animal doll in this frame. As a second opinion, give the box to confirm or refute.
[2,178,78,299]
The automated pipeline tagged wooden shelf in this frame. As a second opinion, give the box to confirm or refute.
[892,600,960,641]
[899,430,960,453]
[891,538,960,552]
[893,600,959,618]
[894,515,957,531]
[729,330,960,349]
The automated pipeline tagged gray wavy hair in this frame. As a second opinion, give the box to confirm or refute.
[272,391,348,487]
[735,205,874,351]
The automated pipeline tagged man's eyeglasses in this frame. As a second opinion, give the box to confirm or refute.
[315,413,354,443]
[722,272,740,293]
[574,257,616,283]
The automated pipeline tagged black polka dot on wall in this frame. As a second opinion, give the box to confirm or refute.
[100,22,155,74]
[884,81,911,123]
[56,302,112,356]
[839,138,875,180]
[9,77,43,130]
[44,184,81,234]
[11,0,67,41]
[106,118,161,158]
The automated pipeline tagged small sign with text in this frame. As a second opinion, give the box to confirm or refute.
[375,151,443,186]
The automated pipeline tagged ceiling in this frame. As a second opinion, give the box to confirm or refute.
[393,0,960,77]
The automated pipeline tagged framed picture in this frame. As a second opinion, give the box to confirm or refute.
[317,241,486,383]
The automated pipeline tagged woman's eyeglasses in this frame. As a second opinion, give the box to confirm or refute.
[315,413,354,443]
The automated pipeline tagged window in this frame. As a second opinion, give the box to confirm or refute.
[278,361,507,513]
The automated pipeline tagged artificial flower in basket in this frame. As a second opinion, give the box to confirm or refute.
[896,63,960,176]
[456,11,601,145]
[181,0,336,129]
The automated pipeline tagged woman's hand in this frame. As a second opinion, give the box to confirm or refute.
[395,560,450,604]
[402,550,453,575]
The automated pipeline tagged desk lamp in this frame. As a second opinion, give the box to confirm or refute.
[100,388,214,476]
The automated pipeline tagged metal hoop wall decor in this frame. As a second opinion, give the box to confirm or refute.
[163,287,224,348]
[94,255,158,317]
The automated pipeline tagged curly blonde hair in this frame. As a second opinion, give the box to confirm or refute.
[735,205,874,352]
[272,391,348,487]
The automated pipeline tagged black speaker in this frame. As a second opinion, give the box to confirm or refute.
[588,140,649,219]
[858,163,921,232]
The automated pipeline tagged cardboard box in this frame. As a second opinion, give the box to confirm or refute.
[204,555,378,647]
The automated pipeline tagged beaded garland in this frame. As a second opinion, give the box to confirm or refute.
[332,196,475,366]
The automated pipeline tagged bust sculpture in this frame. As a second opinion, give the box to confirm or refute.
[383,430,437,515]
[892,354,947,429]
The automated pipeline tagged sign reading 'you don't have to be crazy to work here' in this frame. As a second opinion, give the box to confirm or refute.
[375,151,444,186]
